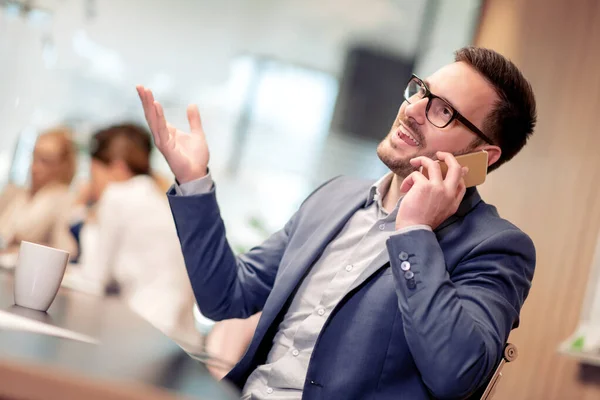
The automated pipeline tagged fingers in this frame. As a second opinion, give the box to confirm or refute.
[145,88,159,133]
[137,86,154,122]
[400,171,428,193]
[457,179,466,199]
[153,101,172,148]
[436,152,462,188]
[136,85,152,123]
[454,178,467,207]
[187,104,205,138]
[410,156,442,183]
[136,86,161,145]
[404,153,468,199]
[136,85,145,106]
[136,85,149,109]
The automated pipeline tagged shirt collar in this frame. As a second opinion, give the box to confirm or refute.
[365,172,394,209]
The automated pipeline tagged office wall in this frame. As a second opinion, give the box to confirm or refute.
[475,0,600,398]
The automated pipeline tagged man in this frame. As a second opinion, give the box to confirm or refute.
[137,46,536,399]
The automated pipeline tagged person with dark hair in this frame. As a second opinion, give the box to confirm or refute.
[0,127,78,256]
[64,123,200,348]
[137,46,537,399]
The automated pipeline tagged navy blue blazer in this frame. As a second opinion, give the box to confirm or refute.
[167,176,535,399]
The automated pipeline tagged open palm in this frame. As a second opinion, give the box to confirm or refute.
[137,85,210,183]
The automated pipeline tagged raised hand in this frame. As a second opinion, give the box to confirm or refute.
[136,85,210,183]
[395,152,468,231]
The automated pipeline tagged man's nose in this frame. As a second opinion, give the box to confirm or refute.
[404,97,428,125]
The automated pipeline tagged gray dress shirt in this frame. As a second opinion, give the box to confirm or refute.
[176,173,430,399]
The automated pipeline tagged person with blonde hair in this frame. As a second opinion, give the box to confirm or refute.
[0,126,78,255]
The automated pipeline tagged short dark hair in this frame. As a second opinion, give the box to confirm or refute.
[90,123,153,176]
[455,46,536,172]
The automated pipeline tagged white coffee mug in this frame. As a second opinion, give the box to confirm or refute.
[14,241,70,311]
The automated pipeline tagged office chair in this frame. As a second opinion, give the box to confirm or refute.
[470,343,518,400]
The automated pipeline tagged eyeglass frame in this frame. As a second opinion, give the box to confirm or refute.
[404,74,494,145]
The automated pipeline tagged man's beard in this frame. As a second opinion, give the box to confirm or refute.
[377,142,437,177]
[377,117,432,177]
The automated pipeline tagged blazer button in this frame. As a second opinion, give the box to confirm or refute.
[404,270,415,280]
[407,278,416,289]
[400,261,411,271]
[399,252,409,261]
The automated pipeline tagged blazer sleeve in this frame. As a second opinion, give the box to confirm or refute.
[167,176,340,321]
[167,185,297,321]
[386,228,535,399]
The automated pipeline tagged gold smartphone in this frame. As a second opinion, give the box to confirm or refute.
[421,151,489,188]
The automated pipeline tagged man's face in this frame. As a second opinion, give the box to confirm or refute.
[377,61,499,177]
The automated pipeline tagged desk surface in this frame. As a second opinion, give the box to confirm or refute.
[0,272,239,400]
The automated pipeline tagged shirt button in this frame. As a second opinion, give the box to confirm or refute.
[407,279,417,289]
[400,261,411,271]
[399,252,409,261]
[379,223,386,230]
[266,387,274,394]
[404,270,415,280]
[345,264,353,272]
[317,308,325,316]
[292,349,299,356]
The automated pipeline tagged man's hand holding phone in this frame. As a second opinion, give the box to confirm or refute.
[395,152,468,231]
[136,86,210,184]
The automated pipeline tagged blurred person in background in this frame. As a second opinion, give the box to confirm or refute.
[138,46,537,399]
[66,155,172,262]
[0,127,77,257]
[63,123,200,348]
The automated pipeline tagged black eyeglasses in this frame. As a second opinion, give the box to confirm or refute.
[404,74,494,145]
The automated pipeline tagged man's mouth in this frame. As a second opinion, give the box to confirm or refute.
[397,123,421,147]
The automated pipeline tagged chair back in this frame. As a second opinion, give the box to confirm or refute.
[470,343,518,400]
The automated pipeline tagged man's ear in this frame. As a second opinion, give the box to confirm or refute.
[481,145,501,167]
